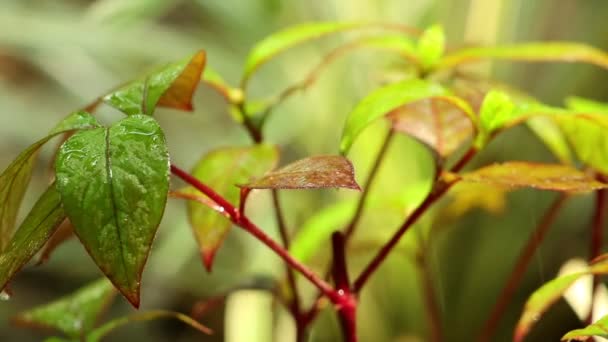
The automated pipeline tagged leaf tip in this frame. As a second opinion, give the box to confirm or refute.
[201,250,217,273]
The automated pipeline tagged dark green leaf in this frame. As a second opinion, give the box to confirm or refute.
[387,95,475,157]
[13,278,116,338]
[438,42,608,71]
[0,111,99,250]
[186,145,278,271]
[459,162,607,192]
[104,51,206,115]
[339,79,448,154]
[416,24,445,70]
[241,155,361,190]
[0,185,65,291]
[562,314,608,341]
[85,310,212,342]
[242,22,363,86]
[55,115,169,307]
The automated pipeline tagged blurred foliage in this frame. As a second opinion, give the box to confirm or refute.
[0,0,607,341]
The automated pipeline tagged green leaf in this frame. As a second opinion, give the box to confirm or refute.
[526,117,573,164]
[416,24,445,70]
[0,111,99,250]
[241,155,361,190]
[0,184,65,291]
[458,162,608,192]
[514,257,608,342]
[187,145,278,271]
[13,278,116,338]
[566,96,608,113]
[85,310,212,342]
[339,79,448,154]
[557,113,608,174]
[104,50,206,115]
[562,314,608,341]
[55,115,170,307]
[438,42,608,71]
[242,21,363,86]
[386,95,475,158]
[289,199,356,263]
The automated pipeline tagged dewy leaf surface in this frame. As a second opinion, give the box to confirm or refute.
[0,184,66,291]
[242,21,363,86]
[187,145,278,271]
[459,162,607,192]
[0,111,99,251]
[438,42,608,71]
[55,115,169,307]
[241,155,361,190]
[340,79,447,154]
[104,51,206,115]
[13,278,116,338]
[387,96,475,157]
[515,258,608,342]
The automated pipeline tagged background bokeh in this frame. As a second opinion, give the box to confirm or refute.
[1,0,608,341]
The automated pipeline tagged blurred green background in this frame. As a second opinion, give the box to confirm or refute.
[1,0,607,341]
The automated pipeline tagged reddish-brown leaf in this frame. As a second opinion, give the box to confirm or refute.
[241,155,361,190]
[459,162,608,192]
[156,51,206,111]
[36,218,74,265]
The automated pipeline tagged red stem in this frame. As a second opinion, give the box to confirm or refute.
[332,232,358,342]
[170,164,339,303]
[476,194,568,342]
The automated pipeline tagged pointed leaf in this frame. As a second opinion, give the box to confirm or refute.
[187,145,278,271]
[55,115,169,307]
[459,162,607,192]
[104,51,206,115]
[241,155,361,190]
[242,22,363,86]
[0,184,65,291]
[339,79,448,154]
[514,257,608,341]
[438,42,608,71]
[85,310,211,342]
[387,95,475,157]
[416,24,445,70]
[562,314,608,341]
[13,278,116,338]
[0,111,99,250]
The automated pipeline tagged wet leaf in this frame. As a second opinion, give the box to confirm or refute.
[13,278,116,338]
[289,199,356,263]
[339,79,448,154]
[0,111,99,251]
[0,185,65,291]
[187,145,278,271]
[514,258,608,342]
[416,24,445,70]
[85,310,212,342]
[104,51,206,115]
[459,162,607,192]
[55,115,169,307]
[241,155,361,190]
[438,42,608,71]
[562,314,608,341]
[242,22,362,86]
[387,96,475,158]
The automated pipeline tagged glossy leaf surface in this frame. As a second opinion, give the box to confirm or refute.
[387,96,475,157]
[514,257,608,342]
[242,21,362,86]
[241,155,360,190]
[0,111,99,250]
[104,51,206,115]
[187,145,278,270]
[459,162,607,192]
[55,115,169,307]
[0,185,65,291]
[13,278,116,338]
[85,310,211,342]
[340,79,447,154]
[438,42,608,71]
